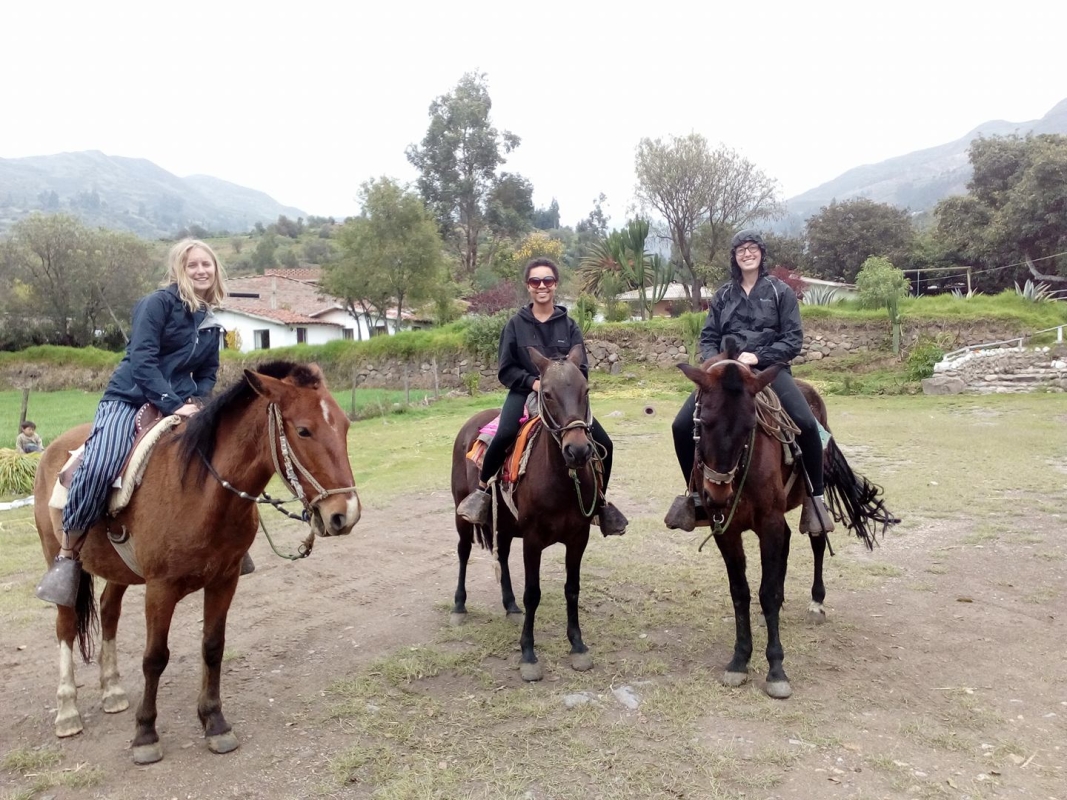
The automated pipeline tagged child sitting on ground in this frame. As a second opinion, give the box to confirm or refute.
[16,421,43,454]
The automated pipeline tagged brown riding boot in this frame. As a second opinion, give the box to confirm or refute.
[664,494,697,532]
[800,495,836,535]
[36,529,87,608]
[596,502,628,536]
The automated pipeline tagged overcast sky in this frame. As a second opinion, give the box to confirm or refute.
[3,0,1064,228]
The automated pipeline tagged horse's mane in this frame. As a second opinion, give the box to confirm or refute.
[177,361,321,484]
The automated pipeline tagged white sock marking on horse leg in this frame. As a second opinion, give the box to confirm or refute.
[56,640,81,735]
[99,638,128,711]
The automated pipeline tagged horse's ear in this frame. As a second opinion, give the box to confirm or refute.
[678,362,709,387]
[244,368,283,399]
[528,347,552,374]
[753,362,785,393]
[565,344,584,369]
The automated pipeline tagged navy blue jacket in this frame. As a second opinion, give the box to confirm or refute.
[102,285,223,414]
[497,304,588,392]
[699,275,803,368]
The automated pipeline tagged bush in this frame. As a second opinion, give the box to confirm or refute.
[462,371,481,396]
[0,448,40,495]
[905,337,946,381]
[464,312,510,361]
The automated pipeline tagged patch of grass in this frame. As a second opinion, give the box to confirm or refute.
[1,747,61,773]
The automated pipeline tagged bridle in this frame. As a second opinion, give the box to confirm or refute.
[200,401,359,558]
[536,365,602,518]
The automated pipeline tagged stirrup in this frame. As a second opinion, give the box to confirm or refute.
[800,495,836,535]
[456,490,491,525]
[240,552,255,575]
[664,494,696,532]
[597,502,628,536]
[36,556,82,608]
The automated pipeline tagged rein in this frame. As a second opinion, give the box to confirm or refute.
[199,401,359,560]
[537,372,602,519]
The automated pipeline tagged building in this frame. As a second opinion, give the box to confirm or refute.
[215,268,413,352]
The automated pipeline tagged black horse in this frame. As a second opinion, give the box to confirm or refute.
[678,338,897,698]
[450,345,601,681]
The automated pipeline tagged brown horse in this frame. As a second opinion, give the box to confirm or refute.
[450,345,600,681]
[33,361,361,764]
[678,337,897,699]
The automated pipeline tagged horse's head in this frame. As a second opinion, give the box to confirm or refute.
[528,345,592,469]
[245,363,361,537]
[677,338,783,510]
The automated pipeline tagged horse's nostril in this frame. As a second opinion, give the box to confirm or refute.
[330,513,346,533]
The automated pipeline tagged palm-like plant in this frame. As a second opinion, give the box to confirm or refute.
[578,220,673,319]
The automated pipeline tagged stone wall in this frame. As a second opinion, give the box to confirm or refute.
[923,345,1067,394]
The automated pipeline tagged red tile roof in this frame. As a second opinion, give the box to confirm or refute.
[227,305,341,326]
[263,268,323,283]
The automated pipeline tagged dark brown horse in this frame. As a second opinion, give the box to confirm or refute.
[678,338,896,699]
[451,345,600,681]
[33,361,361,764]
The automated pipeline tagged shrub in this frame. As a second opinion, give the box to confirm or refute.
[462,371,481,396]
[0,448,40,495]
[905,337,946,381]
[464,312,511,361]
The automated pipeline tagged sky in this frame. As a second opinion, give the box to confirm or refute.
[2,0,1065,229]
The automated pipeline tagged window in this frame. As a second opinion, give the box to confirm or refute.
[253,329,270,350]
[296,327,308,344]
[343,328,354,340]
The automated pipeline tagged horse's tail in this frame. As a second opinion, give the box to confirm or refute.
[823,439,900,551]
[74,571,98,664]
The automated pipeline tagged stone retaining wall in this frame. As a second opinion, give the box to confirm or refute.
[923,345,1067,394]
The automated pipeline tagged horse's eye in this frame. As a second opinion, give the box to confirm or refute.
[296,427,312,438]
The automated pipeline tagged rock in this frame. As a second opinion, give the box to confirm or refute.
[612,685,641,710]
[922,376,966,395]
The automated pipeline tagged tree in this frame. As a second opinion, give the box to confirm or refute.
[0,214,152,347]
[532,199,560,230]
[806,198,916,283]
[406,72,522,284]
[638,139,782,310]
[577,220,673,320]
[855,256,909,354]
[323,178,445,336]
[936,134,1067,290]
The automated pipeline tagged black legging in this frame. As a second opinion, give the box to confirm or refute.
[671,370,824,494]
[481,389,614,488]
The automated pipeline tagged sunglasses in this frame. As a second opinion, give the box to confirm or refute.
[527,276,558,288]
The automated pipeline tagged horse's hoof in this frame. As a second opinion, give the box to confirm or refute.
[520,661,543,682]
[807,603,827,625]
[207,731,240,754]
[722,671,749,688]
[571,652,594,672]
[132,743,163,765]
[765,680,793,699]
[449,612,467,627]
[55,713,83,738]
[506,611,524,625]
[102,689,129,713]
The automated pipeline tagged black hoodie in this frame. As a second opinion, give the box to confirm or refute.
[497,304,588,392]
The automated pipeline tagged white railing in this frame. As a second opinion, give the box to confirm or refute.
[942,324,1065,361]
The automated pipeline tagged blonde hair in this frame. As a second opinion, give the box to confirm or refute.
[163,239,228,311]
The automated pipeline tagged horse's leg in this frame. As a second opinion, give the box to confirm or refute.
[714,532,753,687]
[450,521,473,626]
[131,581,181,765]
[758,517,792,699]
[99,581,130,713]
[564,537,593,672]
[198,579,240,755]
[54,606,82,737]
[807,530,828,624]
[518,542,544,682]
[496,531,523,620]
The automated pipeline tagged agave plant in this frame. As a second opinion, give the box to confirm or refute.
[1015,279,1054,302]
[801,285,840,306]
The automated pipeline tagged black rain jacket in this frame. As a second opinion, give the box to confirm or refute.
[699,274,803,368]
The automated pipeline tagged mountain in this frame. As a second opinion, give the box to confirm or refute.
[0,150,306,238]
[783,97,1067,225]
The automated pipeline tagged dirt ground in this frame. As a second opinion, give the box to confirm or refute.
[2,488,1065,800]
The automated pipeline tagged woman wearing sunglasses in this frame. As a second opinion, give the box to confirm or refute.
[664,229,835,535]
[456,257,628,535]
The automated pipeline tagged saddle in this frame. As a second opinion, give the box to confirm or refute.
[466,414,542,484]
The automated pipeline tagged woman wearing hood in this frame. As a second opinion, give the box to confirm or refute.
[456,257,628,535]
[664,229,835,535]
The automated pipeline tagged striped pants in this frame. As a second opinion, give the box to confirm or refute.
[62,400,139,533]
